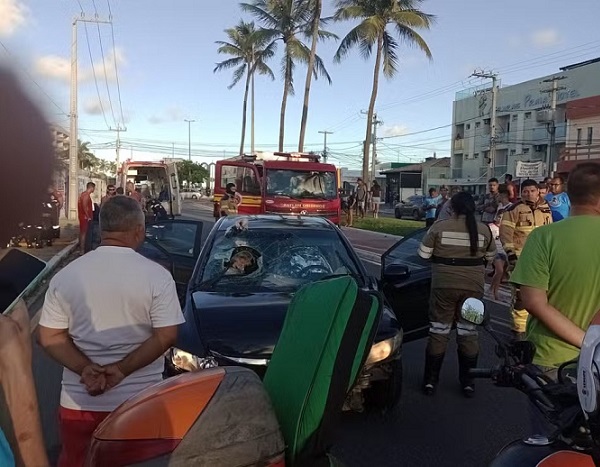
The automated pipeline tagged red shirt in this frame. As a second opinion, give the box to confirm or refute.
[78,191,93,221]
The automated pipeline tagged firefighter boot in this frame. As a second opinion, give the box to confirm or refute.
[458,352,479,398]
[422,353,445,396]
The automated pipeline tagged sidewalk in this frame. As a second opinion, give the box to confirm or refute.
[13,218,79,263]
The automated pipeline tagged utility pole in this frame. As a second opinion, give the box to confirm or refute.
[109,125,126,174]
[318,130,333,163]
[68,14,111,219]
[184,119,195,187]
[471,69,498,180]
[371,114,383,182]
[251,55,256,155]
[541,76,567,177]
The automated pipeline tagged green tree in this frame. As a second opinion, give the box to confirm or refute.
[214,21,277,156]
[334,0,434,180]
[78,141,100,170]
[241,0,335,152]
[177,160,209,187]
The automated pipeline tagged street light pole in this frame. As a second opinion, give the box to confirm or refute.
[184,119,195,187]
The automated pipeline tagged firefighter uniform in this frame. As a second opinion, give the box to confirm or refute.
[500,200,552,334]
[418,217,496,395]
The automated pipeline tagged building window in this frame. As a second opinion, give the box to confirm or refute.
[525,112,532,119]
[475,121,481,128]
[483,118,491,125]
[512,114,518,122]
[464,154,469,159]
[510,149,516,156]
[577,128,582,145]
[474,153,479,159]
[466,123,471,130]
[588,127,594,145]
[523,148,530,154]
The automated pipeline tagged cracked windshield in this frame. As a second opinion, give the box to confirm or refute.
[1,0,600,466]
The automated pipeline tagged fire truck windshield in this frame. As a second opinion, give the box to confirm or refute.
[266,169,337,200]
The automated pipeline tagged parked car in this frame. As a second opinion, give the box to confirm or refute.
[394,195,426,220]
[181,188,203,200]
[163,215,431,412]
[85,216,431,412]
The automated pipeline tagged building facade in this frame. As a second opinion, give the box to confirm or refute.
[451,58,600,191]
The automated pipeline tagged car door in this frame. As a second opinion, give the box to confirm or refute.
[142,220,204,304]
[380,228,431,342]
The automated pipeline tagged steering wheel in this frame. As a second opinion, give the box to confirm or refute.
[298,264,331,279]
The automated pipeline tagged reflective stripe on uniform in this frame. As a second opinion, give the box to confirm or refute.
[429,321,452,335]
[457,321,478,336]
[501,220,516,228]
[418,244,434,259]
[440,231,486,248]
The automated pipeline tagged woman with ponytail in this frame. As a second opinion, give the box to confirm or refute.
[417,191,497,397]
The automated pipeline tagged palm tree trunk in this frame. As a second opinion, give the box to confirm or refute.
[279,54,292,152]
[251,67,255,154]
[240,66,252,156]
[364,35,383,182]
[298,0,322,152]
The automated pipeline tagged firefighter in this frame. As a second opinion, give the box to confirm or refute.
[220,183,242,217]
[499,179,552,339]
[417,192,496,397]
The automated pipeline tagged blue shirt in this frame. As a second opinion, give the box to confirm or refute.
[424,195,441,219]
[0,429,15,467]
[545,192,571,222]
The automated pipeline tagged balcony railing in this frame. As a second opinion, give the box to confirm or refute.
[561,144,600,162]
[454,139,464,151]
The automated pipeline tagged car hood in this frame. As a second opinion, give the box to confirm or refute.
[188,289,399,361]
[191,291,291,359]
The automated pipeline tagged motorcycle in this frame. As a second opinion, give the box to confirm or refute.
[460,298,600,466]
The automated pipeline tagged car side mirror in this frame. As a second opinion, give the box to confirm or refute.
[460,298,486,325]
[382,264,410,285]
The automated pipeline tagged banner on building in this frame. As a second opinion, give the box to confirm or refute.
[515,161,547,178]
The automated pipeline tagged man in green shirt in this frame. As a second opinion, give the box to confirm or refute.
[511,162,600,369]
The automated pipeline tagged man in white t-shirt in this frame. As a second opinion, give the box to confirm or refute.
[38,195,184,467]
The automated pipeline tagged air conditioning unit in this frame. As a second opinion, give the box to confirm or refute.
[536,109,554,123]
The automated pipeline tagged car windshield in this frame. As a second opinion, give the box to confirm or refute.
[385,229,430,272]
[195,227,361,293]
[266,169,337,199]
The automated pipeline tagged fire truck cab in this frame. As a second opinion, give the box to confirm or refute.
[214,152,341,224]
[118,160,182,216]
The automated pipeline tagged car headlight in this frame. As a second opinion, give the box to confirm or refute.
[169,348,218,372]
[366,330,403,365]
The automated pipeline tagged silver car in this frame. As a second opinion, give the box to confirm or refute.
[181,189,203,200]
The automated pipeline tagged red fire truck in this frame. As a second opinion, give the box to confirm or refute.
[214,152,341,224]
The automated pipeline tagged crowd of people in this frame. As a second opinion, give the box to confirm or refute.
[342,178,382,227]
[416,165,600,427]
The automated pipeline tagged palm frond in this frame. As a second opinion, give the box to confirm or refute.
[213,57,245,73]
[240,2,279,28]
[228,64,247,89]
[381,30,399,78]
[255,61,276,80]
[334,19,379,62]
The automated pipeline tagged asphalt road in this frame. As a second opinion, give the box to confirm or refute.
[32,201,529,466]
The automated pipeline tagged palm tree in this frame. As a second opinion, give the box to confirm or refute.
[334,0,434,180]
[241,0,334,152]
[214,21,276,156]
[78,141,98,170]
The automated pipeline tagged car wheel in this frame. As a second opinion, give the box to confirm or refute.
[192,195,198,200]
[412,210,420,221]
[364,357,402,415]
[395,209,402,219]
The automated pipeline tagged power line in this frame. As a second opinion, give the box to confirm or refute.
[106,0,126,126]
[92,0,117,126]
[82,20,110,128]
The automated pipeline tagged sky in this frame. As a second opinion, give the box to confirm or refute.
[1,0,600,169]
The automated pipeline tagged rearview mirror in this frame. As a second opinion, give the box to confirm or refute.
[460,298,485,325]
[382,264,410,284]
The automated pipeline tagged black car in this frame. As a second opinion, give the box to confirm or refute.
[160,216,432,412]
[394,195,426,221]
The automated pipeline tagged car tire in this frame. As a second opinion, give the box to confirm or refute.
[364,357,402,415]
[395,209,402,219]
[412,210,420,221]
[192,195,198,200]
